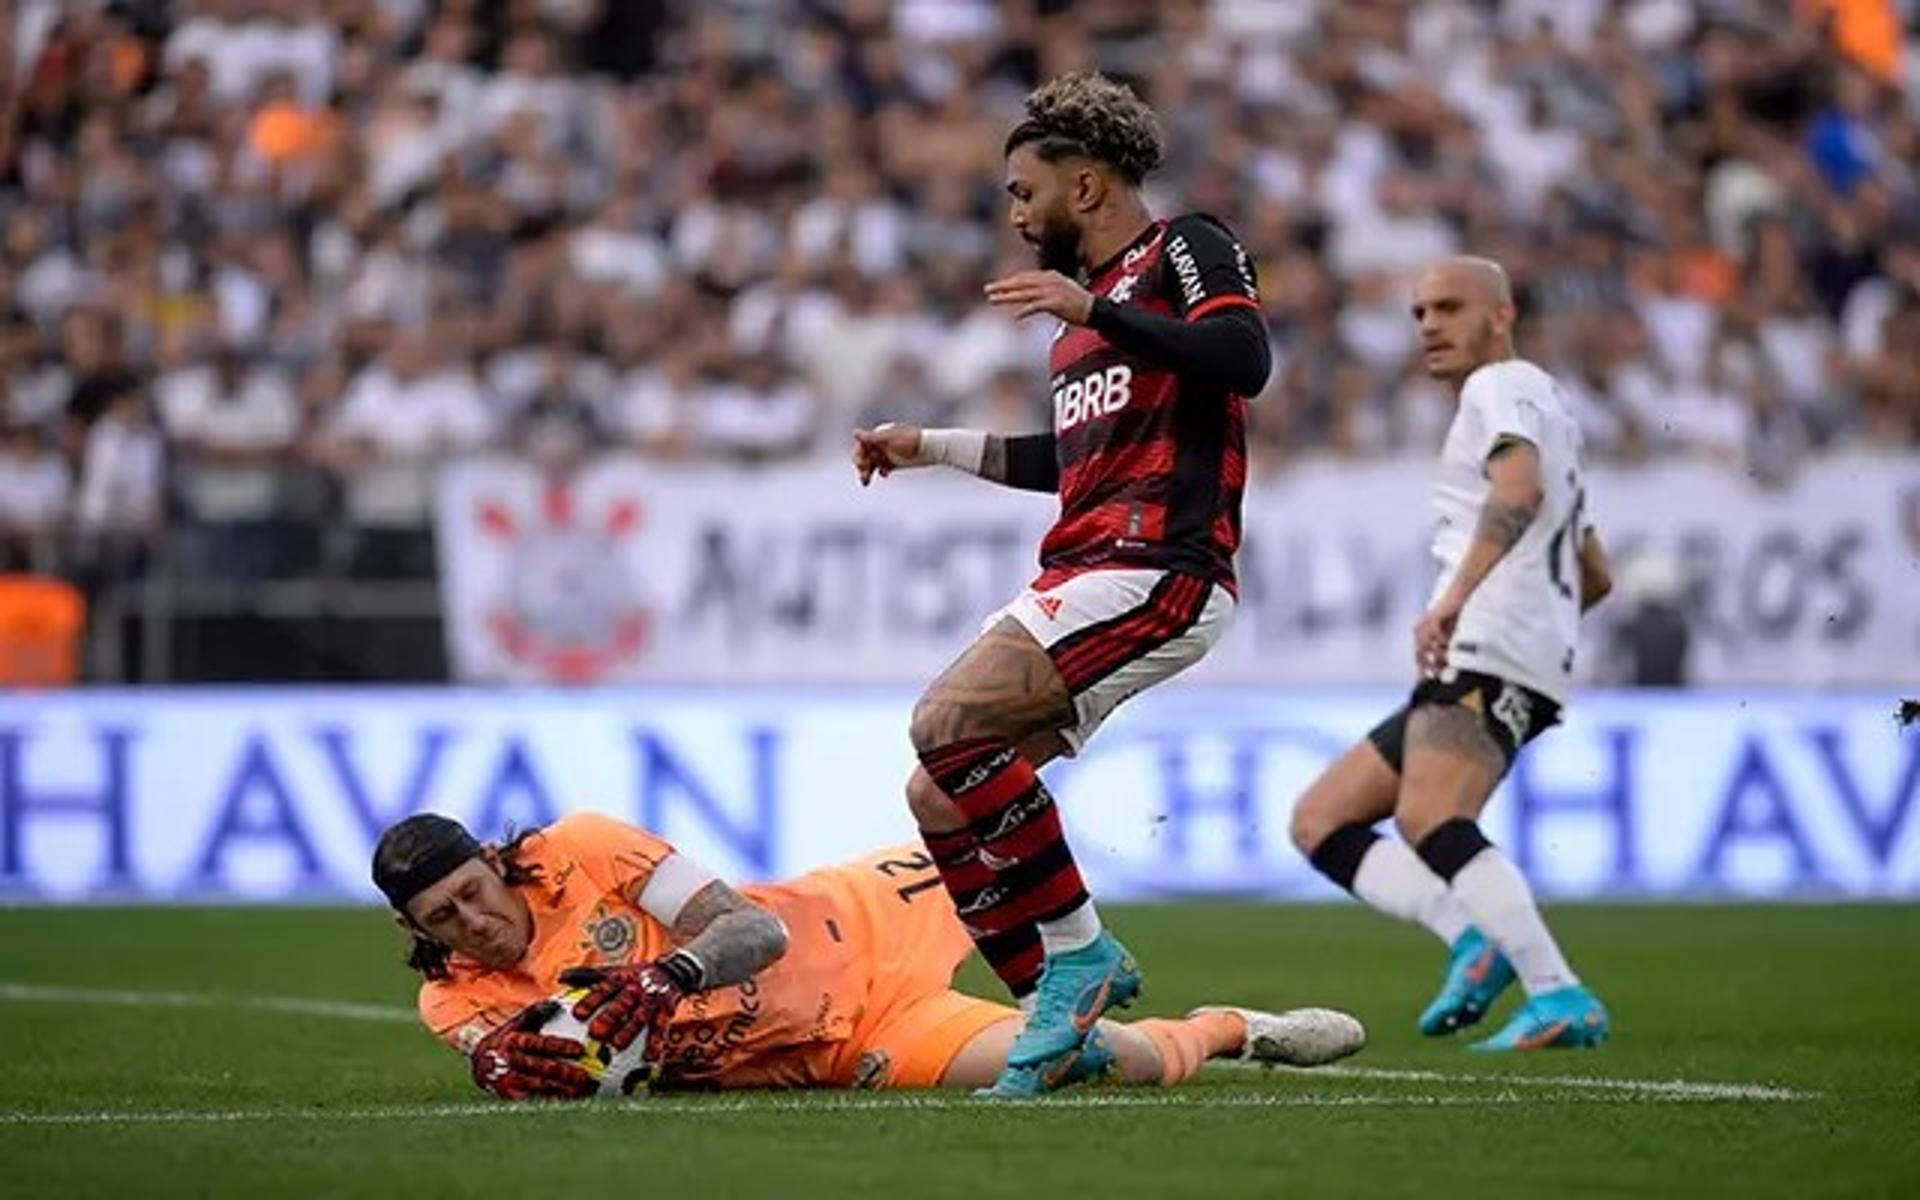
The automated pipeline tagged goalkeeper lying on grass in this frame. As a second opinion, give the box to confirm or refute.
[373,811,1363,1099]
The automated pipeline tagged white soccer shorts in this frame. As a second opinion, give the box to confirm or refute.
[983,568,1234,754]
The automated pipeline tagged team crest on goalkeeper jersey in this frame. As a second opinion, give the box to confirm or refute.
[580,905,637,961]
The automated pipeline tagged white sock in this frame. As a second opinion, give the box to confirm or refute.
[1352,838,1471,947]
[1037,900,1103,955]
[1449,847,1579,995]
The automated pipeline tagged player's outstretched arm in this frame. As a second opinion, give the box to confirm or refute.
[1577,527,1612,613]
[852,424,1058,493]
[1415,438,1543,674]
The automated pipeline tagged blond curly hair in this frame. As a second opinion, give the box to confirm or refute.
[1003,71,1164,183]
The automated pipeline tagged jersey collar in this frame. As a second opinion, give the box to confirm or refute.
[1086,219,1165,283]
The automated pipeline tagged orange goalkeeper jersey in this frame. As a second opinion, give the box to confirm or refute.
[417,812,974,1088]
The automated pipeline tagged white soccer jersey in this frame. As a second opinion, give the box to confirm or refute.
[1428,358,1589,705]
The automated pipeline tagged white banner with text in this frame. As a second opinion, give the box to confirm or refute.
[435,456,1920,686]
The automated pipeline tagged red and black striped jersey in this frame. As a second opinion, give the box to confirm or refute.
[1035,214,1261,595]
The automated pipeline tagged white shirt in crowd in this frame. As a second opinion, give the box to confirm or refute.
[607,365,692,447]
[0,444,70,531]
[698,379,817,458]
[77,414,166,533]
[787,194,908,278]
[570,224,668,298]
[330,364,494,525]
[1429,358,1589,705]
[164,10,339,106]
[158,364,300,522]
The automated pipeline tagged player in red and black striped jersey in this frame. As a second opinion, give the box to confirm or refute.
[1016,209,1262,592]
[851,73,1270,1097]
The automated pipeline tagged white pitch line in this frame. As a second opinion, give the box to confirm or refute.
[0,1088,1709,1128]
[1213,1061,1817,1103]
[0,982,414,1025]
[0,982,1820,1105]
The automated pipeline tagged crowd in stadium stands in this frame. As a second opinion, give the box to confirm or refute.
[0,0,1917,584]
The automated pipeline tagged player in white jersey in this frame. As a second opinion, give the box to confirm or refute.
[1288,257,1615,1051]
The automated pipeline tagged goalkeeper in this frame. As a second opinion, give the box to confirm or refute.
[373,811,1361,1100]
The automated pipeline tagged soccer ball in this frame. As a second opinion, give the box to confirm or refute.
[543,987,655,1098]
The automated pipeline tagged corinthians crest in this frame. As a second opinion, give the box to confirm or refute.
[579,904,638,962]
[476,483,652,683]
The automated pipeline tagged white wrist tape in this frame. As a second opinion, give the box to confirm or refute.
[915,428,988,474]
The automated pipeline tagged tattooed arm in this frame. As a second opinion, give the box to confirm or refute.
[662,880,790,991]
[1414,438,1543,674]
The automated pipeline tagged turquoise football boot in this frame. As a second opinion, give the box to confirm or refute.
[980,932,1141,1096]
[1469,984,1610,1051]
[1418,926,1517,1037]
[1059,1025,1118,1085]
[975,1025,1118,1099]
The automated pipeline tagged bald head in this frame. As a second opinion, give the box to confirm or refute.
[1411,255,1517,387]
[1424,256,1512,307]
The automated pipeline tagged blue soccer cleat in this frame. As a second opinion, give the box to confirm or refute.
[975,1026,1117,1099]
[1059,1025,1118,1086]
[1469,984,1610,1052]
[1419,926,1517,1037]
[982,932,1141,1096]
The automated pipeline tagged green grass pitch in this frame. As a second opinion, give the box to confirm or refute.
[3,903,1916,1199]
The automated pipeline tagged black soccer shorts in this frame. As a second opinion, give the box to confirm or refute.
[1365,669,1562,773]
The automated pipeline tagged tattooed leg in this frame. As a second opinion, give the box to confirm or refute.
[909,618,1074,758]
[1395,704,1506,847]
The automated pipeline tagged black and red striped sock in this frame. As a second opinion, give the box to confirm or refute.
[920,827,1043,998]
[919,738,1092,938]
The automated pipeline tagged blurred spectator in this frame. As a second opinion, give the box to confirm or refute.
[0,425,70,572]
[1,310,70,429]
[158,345,300,578]
[607,339,701,457]
[75,390,165,539]
[700,356,819,463]
[244,70,339,169]
[61,311,141,445]
[321,326,493,575]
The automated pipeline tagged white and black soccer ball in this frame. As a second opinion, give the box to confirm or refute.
[544,987,655,1098]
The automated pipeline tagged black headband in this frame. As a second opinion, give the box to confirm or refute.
[373,818,482,911]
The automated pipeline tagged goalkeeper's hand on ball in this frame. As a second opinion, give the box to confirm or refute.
[559,953,699,1051]
[470,1000,597,1101]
